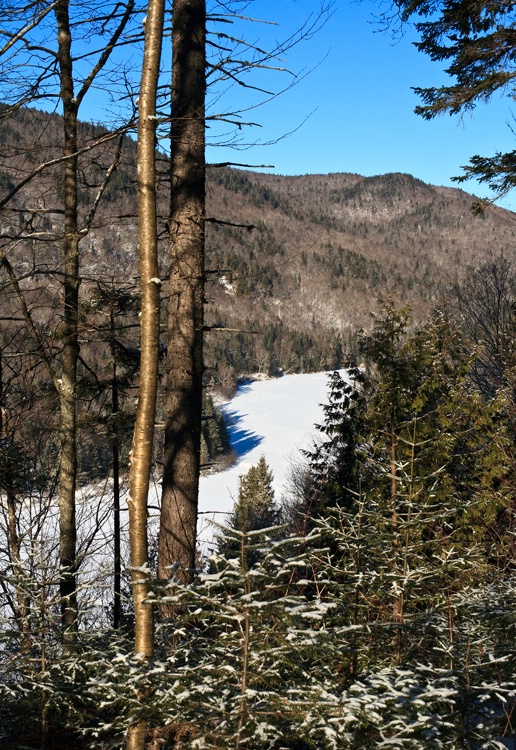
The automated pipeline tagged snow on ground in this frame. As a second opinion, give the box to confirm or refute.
[197,370,336,542]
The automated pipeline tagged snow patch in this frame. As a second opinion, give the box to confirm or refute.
[219,275,235,294]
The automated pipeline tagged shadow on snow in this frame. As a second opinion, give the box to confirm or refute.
[222,407,263,459]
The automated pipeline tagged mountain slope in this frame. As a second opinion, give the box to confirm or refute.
[204,169,516,383]
[1,105,515,386]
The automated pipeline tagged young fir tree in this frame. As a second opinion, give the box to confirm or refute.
[232,455,278,533]
[361,307,509,555]
[303,305,510,555]
[216,456,279,568]
[301,366,368,523]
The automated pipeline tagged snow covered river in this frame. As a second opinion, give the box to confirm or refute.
[197,370,335,541]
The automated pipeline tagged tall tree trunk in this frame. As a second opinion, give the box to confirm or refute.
[55,0,80,641]
[158,0,206,583]
[126,0,164,746]
[390,404,402,625]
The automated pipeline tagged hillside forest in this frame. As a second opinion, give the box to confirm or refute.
[0,1,515,749]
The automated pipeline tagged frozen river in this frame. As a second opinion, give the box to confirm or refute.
[197,370,336,541]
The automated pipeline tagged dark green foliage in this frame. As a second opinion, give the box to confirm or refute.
[0,438,32,494]
[393,0,516,198]
[232,455,278,533]
[301,368,368,519]
[208,222,283,298]
[217,456,280,566]
[211,168,294,213]
[360,304,509,534]
[302,305,511,563]
[313,243,386,287]
[452,258,516,569]
[205,315,347,389]
[200,393,231,467]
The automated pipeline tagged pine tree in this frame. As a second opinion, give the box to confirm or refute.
[301,305,511,604]
[200,393,231,469]
[360,307,510,557]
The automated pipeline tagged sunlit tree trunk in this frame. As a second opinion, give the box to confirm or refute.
[126,0,164,746]
[159,0,206,583]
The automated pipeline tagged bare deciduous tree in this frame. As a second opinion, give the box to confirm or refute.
[0,0,137,639]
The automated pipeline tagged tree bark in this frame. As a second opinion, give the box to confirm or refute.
[126,0,164,746]
[55,0,80,641]
[159,0,206,583]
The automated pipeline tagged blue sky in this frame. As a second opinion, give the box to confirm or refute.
[204,0,516,209]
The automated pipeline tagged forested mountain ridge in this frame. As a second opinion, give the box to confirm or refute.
[1,105,516,386]
[205,168,516,379]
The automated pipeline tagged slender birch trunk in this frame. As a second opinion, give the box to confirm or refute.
[126,0,164,746]
[158,0,206,583]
